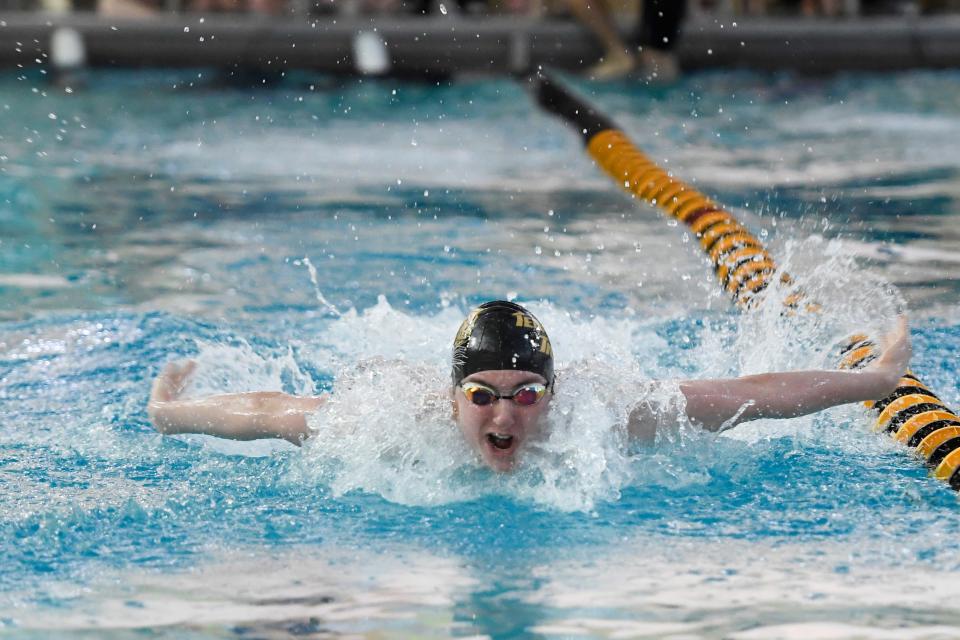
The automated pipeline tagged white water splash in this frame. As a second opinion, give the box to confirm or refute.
[290,355,687,512]
[301,256,342,317]
[174,242,906,511]
[281,300,688,511]
[187,339,316,398]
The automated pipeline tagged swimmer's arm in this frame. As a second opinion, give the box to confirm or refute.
[679,317,911,432]
[147,361,324,445]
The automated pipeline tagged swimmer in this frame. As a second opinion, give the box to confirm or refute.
[148,301,912,472]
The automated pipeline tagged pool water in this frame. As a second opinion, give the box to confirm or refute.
[1,69,960,638]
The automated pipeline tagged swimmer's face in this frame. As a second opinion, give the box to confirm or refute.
[453,369,552,473]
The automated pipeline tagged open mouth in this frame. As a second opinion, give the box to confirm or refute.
[486,433,515,451]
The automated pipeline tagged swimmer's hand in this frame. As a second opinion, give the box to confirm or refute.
[866,316,912,393]
[150,360,197,404]
[674,316,912,433]
[147,360,324,445]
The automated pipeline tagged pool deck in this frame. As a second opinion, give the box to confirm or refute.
[1,11,959,75]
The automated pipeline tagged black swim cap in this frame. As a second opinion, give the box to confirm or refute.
[451,301,554,386]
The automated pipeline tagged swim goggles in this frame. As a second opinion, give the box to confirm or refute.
[459,381,548,407]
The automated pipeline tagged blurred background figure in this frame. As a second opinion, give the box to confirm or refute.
[634,0,684,79]
[800,0,842,15]
[567,0,685,80]
[95,0,157,16]
[388,0,540,16]
[186,0,287,13]
[735,0,768,13]
[78,0,290,15]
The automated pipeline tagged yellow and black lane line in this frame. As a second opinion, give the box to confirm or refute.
[533,73,960,491]
[836,337,960,486]
[584,127,779,307]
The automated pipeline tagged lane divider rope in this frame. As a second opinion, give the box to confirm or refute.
[532,73,960,490]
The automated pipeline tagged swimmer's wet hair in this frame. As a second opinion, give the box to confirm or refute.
[451,300,554,387]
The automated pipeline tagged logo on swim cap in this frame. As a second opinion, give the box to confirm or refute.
[451,301,554,386]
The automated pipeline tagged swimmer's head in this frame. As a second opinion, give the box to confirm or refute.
[451,301,555,472]
[451,300,554,387]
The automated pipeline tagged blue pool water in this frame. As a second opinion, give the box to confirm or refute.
[1,69,960,638]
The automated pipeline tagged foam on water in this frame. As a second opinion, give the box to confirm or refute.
[10,533,960,638]
[180,297,684,511]
[737,235,903,374]
[4,544,478,636]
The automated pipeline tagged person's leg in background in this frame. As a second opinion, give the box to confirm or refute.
[566,0,637,79]
[635,0,685,81]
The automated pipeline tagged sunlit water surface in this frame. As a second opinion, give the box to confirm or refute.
[1,69,960,639]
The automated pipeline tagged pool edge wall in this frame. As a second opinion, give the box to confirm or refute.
[2,13,960,74]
